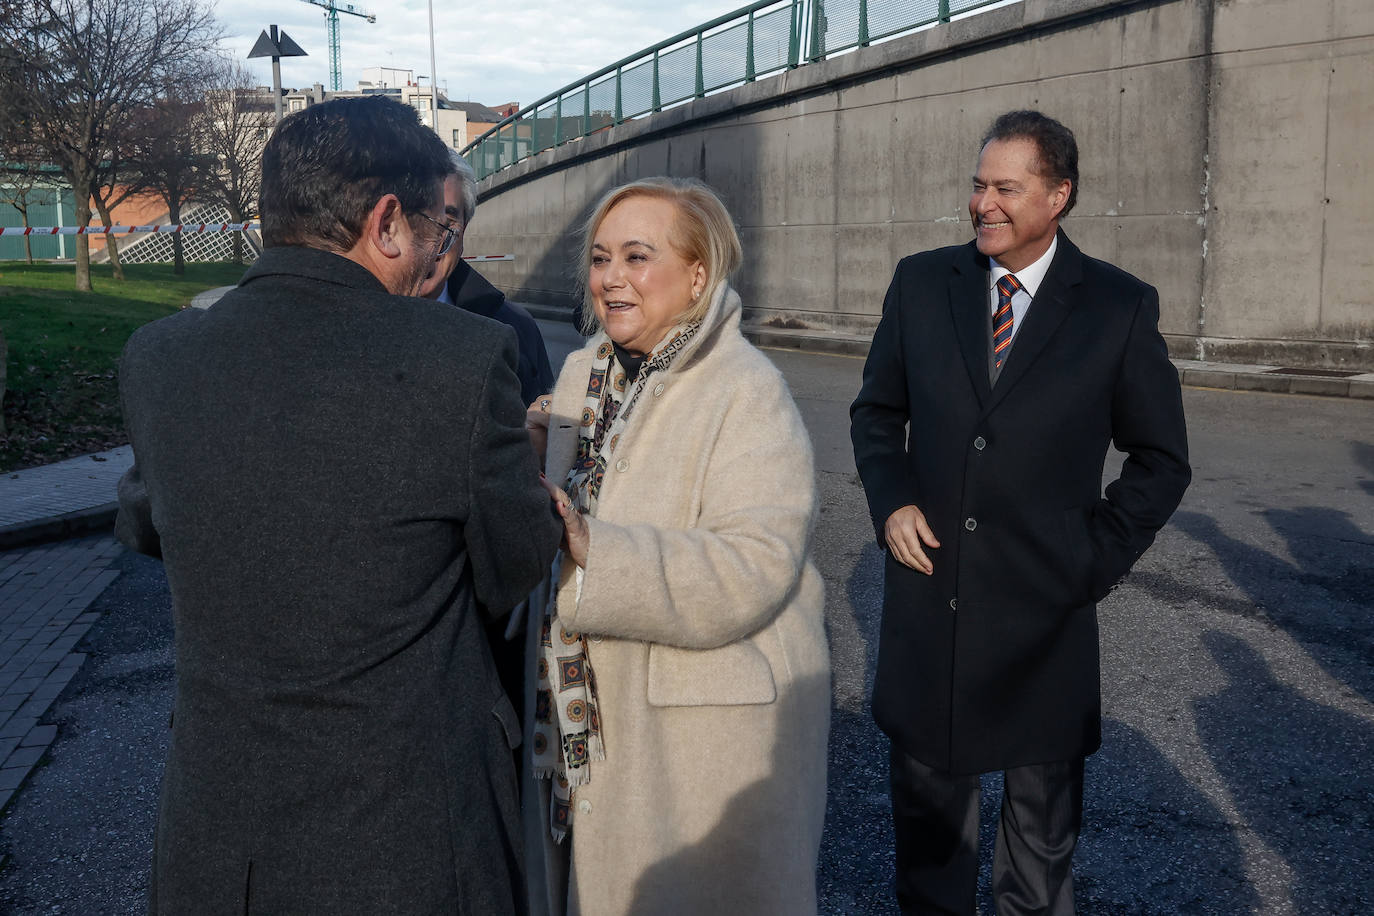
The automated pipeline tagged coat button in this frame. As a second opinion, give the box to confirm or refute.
[577,799,592,815]
[653,382,665,397]
[949,598,958,611]
[615,458,629,472]
[973,436,986,450]
[964,517,977,531]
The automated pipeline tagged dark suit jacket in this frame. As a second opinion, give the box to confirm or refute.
[850,231,1190,775]
[116,246,561,915]
[443,260,556,723]
[445,261,555,407]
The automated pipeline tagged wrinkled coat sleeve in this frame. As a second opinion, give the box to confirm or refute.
[465,330,562,616]
[559,371,816,650]
[1090,286,1191,598]
[115,461,161,559]
[850,263,916,543]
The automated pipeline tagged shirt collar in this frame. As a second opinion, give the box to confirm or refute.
[989,234,1058,298]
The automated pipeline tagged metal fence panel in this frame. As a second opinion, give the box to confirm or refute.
[657,42,700,109]
[752,5,799,74]
[701,20,751,92]
[620,57,658,120]
[463,0,1021,179]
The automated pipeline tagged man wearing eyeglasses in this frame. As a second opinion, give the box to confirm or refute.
[418,153,555,409]
[115,96,560,915]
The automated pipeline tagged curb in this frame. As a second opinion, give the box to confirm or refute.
[743,325,872,357]
[521,304,1374,396]
[190,286,235,310]
[0,503,119,553]
[1174,363,1374,400]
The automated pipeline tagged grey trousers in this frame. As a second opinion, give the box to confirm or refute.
[889,745,1084,916]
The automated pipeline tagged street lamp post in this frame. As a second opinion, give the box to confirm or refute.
[427,0,439,130]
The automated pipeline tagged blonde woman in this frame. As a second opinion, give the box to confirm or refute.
[528,178,830,915]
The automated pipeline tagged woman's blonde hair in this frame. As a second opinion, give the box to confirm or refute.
[577,177,743,335]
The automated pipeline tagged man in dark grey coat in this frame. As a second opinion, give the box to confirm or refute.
[115,96,560,915]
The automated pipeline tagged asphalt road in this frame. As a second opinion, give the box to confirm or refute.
[1,320,1370,914]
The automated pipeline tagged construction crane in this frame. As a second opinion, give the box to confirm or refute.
[299,0,376,92]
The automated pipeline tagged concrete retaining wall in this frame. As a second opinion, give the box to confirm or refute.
[464,0,1374,368]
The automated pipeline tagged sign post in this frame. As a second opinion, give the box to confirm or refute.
[248,26,308,123]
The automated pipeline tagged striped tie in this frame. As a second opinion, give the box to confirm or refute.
[993,274,1021,370]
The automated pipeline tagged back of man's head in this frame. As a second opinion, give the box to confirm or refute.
[981,110,1079,217]
[260,96,453,251]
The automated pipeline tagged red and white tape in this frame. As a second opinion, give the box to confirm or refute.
[1,224,515,262]
[0,223,258,235]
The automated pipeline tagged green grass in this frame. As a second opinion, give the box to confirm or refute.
[0,261,248,472]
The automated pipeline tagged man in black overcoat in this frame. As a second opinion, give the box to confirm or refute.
[850,111,1191,915]
[418,152,555,408]
[116,96,561,914]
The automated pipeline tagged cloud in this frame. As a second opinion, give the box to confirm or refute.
[225,0,735,112]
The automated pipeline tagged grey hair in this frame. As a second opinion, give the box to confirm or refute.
[449,150,478,225]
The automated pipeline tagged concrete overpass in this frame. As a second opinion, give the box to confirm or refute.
[463,0,1373,369]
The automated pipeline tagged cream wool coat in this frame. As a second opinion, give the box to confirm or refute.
[537,284,830,916]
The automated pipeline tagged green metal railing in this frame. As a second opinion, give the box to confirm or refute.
[462,0,1010,180]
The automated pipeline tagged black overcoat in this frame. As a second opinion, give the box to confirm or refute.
[116,246,561,914]
[444,260,554,408]
[850,232,1190,775]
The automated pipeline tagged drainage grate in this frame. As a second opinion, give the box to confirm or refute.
[1262,367,1361,378]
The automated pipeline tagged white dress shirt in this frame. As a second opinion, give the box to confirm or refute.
[987,235,1058,344]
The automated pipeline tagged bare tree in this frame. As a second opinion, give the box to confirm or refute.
[0,0,220,291]
[200,58,272,264]
[125,68,218,274]
[0,165,45,264]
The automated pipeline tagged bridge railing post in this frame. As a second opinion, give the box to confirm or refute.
[652,49,661,110]
[746,10,756,82]
[939,0,951,23]
[695,30,705,97]
[809,0,826,63]
[788,0,803,67]
[859,0,869,46]
[615,66,623,124]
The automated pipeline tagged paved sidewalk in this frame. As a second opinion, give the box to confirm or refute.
[0,447,133,551]
[0,536,122,810]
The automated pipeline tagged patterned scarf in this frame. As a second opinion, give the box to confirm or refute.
[532,322,700,842]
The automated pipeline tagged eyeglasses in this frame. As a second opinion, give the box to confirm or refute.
[415,211,458,257]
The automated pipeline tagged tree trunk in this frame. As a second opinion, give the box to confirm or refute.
[0,325,7,438]
[227,202,245,264]
[20,207,33,264]
[169,198,184,275]
[94,197,125,280]
[74,196,92,292]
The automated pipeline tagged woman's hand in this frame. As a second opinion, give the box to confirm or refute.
[538,474,590,568]
[526,395,552,465]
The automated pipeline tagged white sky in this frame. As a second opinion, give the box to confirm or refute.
[222,0,738,113]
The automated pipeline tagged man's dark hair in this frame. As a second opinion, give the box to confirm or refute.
[260,96,454,250]
[981,110,1079,217]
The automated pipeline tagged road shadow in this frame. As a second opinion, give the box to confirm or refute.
[1192,630,1373,913]
[1168,508,1373,704]
[1076,718,1260,914]
[815,541,896,913]
[1355,440,1374,499]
